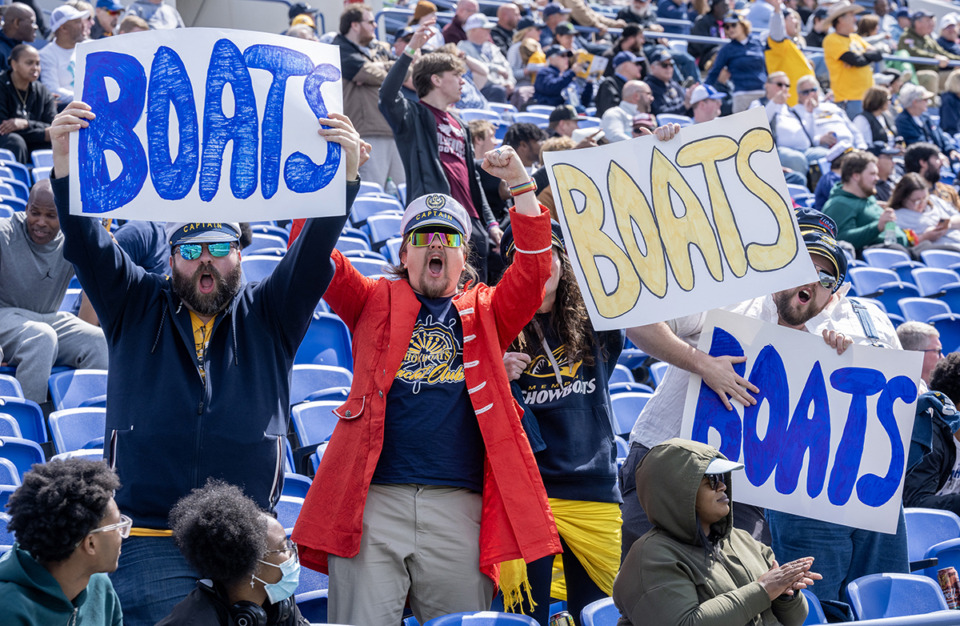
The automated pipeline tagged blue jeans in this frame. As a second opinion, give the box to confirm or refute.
[110,536,198,626]
[766,507,908,615]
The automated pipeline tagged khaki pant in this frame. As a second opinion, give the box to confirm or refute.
[328,483,494,626]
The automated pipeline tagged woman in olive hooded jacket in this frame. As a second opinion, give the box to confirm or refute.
[613,438,820,626]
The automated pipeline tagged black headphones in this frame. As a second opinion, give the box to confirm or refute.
[230,601,268,626]
[199,580,294,626]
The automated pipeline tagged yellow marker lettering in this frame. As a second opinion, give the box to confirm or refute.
[736,128,798,271]
[607,161,668,298]
[650,148,724,291]
[676,136,747,278]
[552,163,641,319]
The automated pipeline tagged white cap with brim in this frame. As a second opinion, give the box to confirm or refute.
[50,5,90,34]
[400,194,472,239]
[705,457,745,474]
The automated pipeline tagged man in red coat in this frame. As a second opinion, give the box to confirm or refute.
[292,145,561,626]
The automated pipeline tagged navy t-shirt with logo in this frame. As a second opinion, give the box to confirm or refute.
[373,294,485,491]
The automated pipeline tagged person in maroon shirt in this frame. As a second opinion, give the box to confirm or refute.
[442,0,478,45]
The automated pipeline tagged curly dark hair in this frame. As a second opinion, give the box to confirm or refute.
[511,249,596,366]
[169,479,269,587]
[6,458,120,563]
[930,353,960,406]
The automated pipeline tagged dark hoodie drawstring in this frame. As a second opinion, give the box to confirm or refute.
[150,303,169,354]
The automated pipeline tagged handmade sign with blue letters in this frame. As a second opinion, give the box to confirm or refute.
[543,109,817,330]
[69,28,344,221]
[680,309,921,533]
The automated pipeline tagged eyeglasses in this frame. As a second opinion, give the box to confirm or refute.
[922,347,944,357]
[705,474,726,490]
[798,87,818,96]
[409,231,463,247]
[817,269,838,291]
[89,514,132,539]
[772,81,790,88]
[722,22,738,29]
[264,537,298,560]
[657,61,674,67]
[176,242,235,261]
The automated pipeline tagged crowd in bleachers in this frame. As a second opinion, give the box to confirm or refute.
[9,0,960,625]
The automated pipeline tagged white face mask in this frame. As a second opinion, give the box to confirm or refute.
[252,554,300,604]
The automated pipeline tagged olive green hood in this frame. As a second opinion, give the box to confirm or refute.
[635,438,735,545]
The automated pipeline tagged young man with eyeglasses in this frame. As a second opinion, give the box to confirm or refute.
[292,145,561,626]
[1,458,125,625]
[46,101,366,625]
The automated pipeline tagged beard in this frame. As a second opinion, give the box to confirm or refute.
[924,167,941,185]
[773,285,823,328]
[859,181,877,197]
[172,260,242,316]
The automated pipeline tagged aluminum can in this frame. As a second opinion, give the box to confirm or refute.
[938,567,960,609]
[549,610,576,626]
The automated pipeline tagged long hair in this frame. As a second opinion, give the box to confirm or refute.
[888,172,928,210]
[510,249,596,366]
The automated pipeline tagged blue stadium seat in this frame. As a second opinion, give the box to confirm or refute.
[294,313,353,369]
[611,392,653,438]
[0,163,29,189]
[849,267,901,296]
[581,597,619,626]
[610,364,635,384]
[245,233,288,254]
[347,256,390,278]
[336,235,371,255]
[365,213,403,248]
[863,248,913,269]
[343,249,388,262]
[609,382,655,394]
[905,508,960,565]
[384,236,403,265]
[424,612,539,625]
[358,181,384,196]
[0,457,21,486]
[302,386,350,404]
[47,369,108,411]
[276,495,303,534]
[649,361,669,386]
[617,346,647,370]
[290,365,353,406]
[291,401,342,447]
[1,512,14,548]
[899,298,953,323]
[0,485,14,512]
[59,288,81,313]
[459,108,500,121]
[488,102,517,116]
[919,537,960,581]
[912,268,960,297]
[296,588,329,623]
[49,408,106,454]
[342,226,371,246]
[614,435,629,459]
[802,588,828,624]
[0,415,21,438]
[295,564,329,597]
[249,223,288,238]
[51,449,104,462]
[0,195,25,211]
[657,113,693,127]
[282,472,312,499]
[397,183,407,205]
[241,255,282,283]
[310,442,328,474]
[31,167,51,184]
[0,205,12,219]
[845,573,948,620]
[523,105,554,115]
[0,374,23,399]
[932,317,960,354]
[578,116,601,128]
[0,437,44,480]
[921,250,960,270]
[30,149,53,168]
[350,196,403,227]
[0,397,46,443]
[514,112,550,125]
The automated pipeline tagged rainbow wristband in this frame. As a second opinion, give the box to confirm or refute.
[509,179,537,197]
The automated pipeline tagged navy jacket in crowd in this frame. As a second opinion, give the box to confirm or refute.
[941,92,960,136]
[533,64,578,106]
[896,110,957,154]
[705,33,767,92]
[52,175,358,530]
[657,0,695,34]
[939,36,960,57]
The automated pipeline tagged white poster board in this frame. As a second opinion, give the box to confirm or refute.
[680,310,921,534]
[70,28,344,221]
[543,108,817,330]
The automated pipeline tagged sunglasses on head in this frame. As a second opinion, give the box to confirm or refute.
[409,230,463,247]
[705,474,726,490]
[176,242,234,261]
[817,269,838,291]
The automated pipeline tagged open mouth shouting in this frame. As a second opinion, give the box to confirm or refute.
[797,287,812,304]
[428,252,445,277]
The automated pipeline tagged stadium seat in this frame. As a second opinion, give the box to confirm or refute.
[459,108,500,121]
[656,113,693,127]
[0,457,21,486]
[912,268,960,297]
[276,495,303,534]
[358,181,384,196]
[0,205,12,219]
[0,163,29,189]
[241,255,282,283]
[849,267,902,296]
[801,589,828,624]
[488,102,517,116]
[51,449,104,462]
[514,112,550,125]
[347,256,391,278]
[59,288,81,313]
[581,597,618,626]
[350,196,403,227]
[310,442,328,474]
[365,213,403,248]
[341,226,371,246]
[0,374,23,399]
[617,347,647,370]
[578,116,601,128]
[30,149,53,168]
[0,437,44,480]
[524,105,554,115]
[921,250,960,270]
[863,248,913,269]
[295,564,329,597]
[423,612,539,625]
[290,365,353,406]
[845,573,948,620]
[614,435,629,459]
[0,415,21,438]
[31,167,51,184]
[0,195,25,211]
[336,235,371,255]
[245,233,288,254]
[611,392,653,438]
[48,408,107,454]
[0,397,45,443]
[249,223,288,238]
[343,249,388,262]
[296,588,329,623]
[397,183,407,205]
[899,298,952,323]
[282,472,312,499]
[302,386,350,404]
[932,317,960,354]
[611,364,635,384]
[47,369,108,411]
[291,401,342,447]
[1,512,14,548]
[649,361,669,386]
[384,236,403,265]
[905,508,960,565]
[294,312,353,369]
[609,382,655,394]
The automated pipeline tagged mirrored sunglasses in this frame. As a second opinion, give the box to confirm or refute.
[409,231,463,248]
[177,242,234,261]
[817,269,838,291]
[89,514,133,539]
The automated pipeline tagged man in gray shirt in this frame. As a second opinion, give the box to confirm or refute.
[0,179,107,404]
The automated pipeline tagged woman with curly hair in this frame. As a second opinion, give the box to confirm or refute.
[500,220,624,625]
[1,458,124,625]
[157,480,309,626]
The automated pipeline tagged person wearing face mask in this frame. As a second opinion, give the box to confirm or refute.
[157,480,308,626]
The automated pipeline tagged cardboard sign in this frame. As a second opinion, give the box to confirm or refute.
[680,310,921,534]
[543,108,817,330]
[70,28,345,221]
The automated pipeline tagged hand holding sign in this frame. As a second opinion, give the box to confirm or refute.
[50,101,95,178]
[317,113,369,182]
